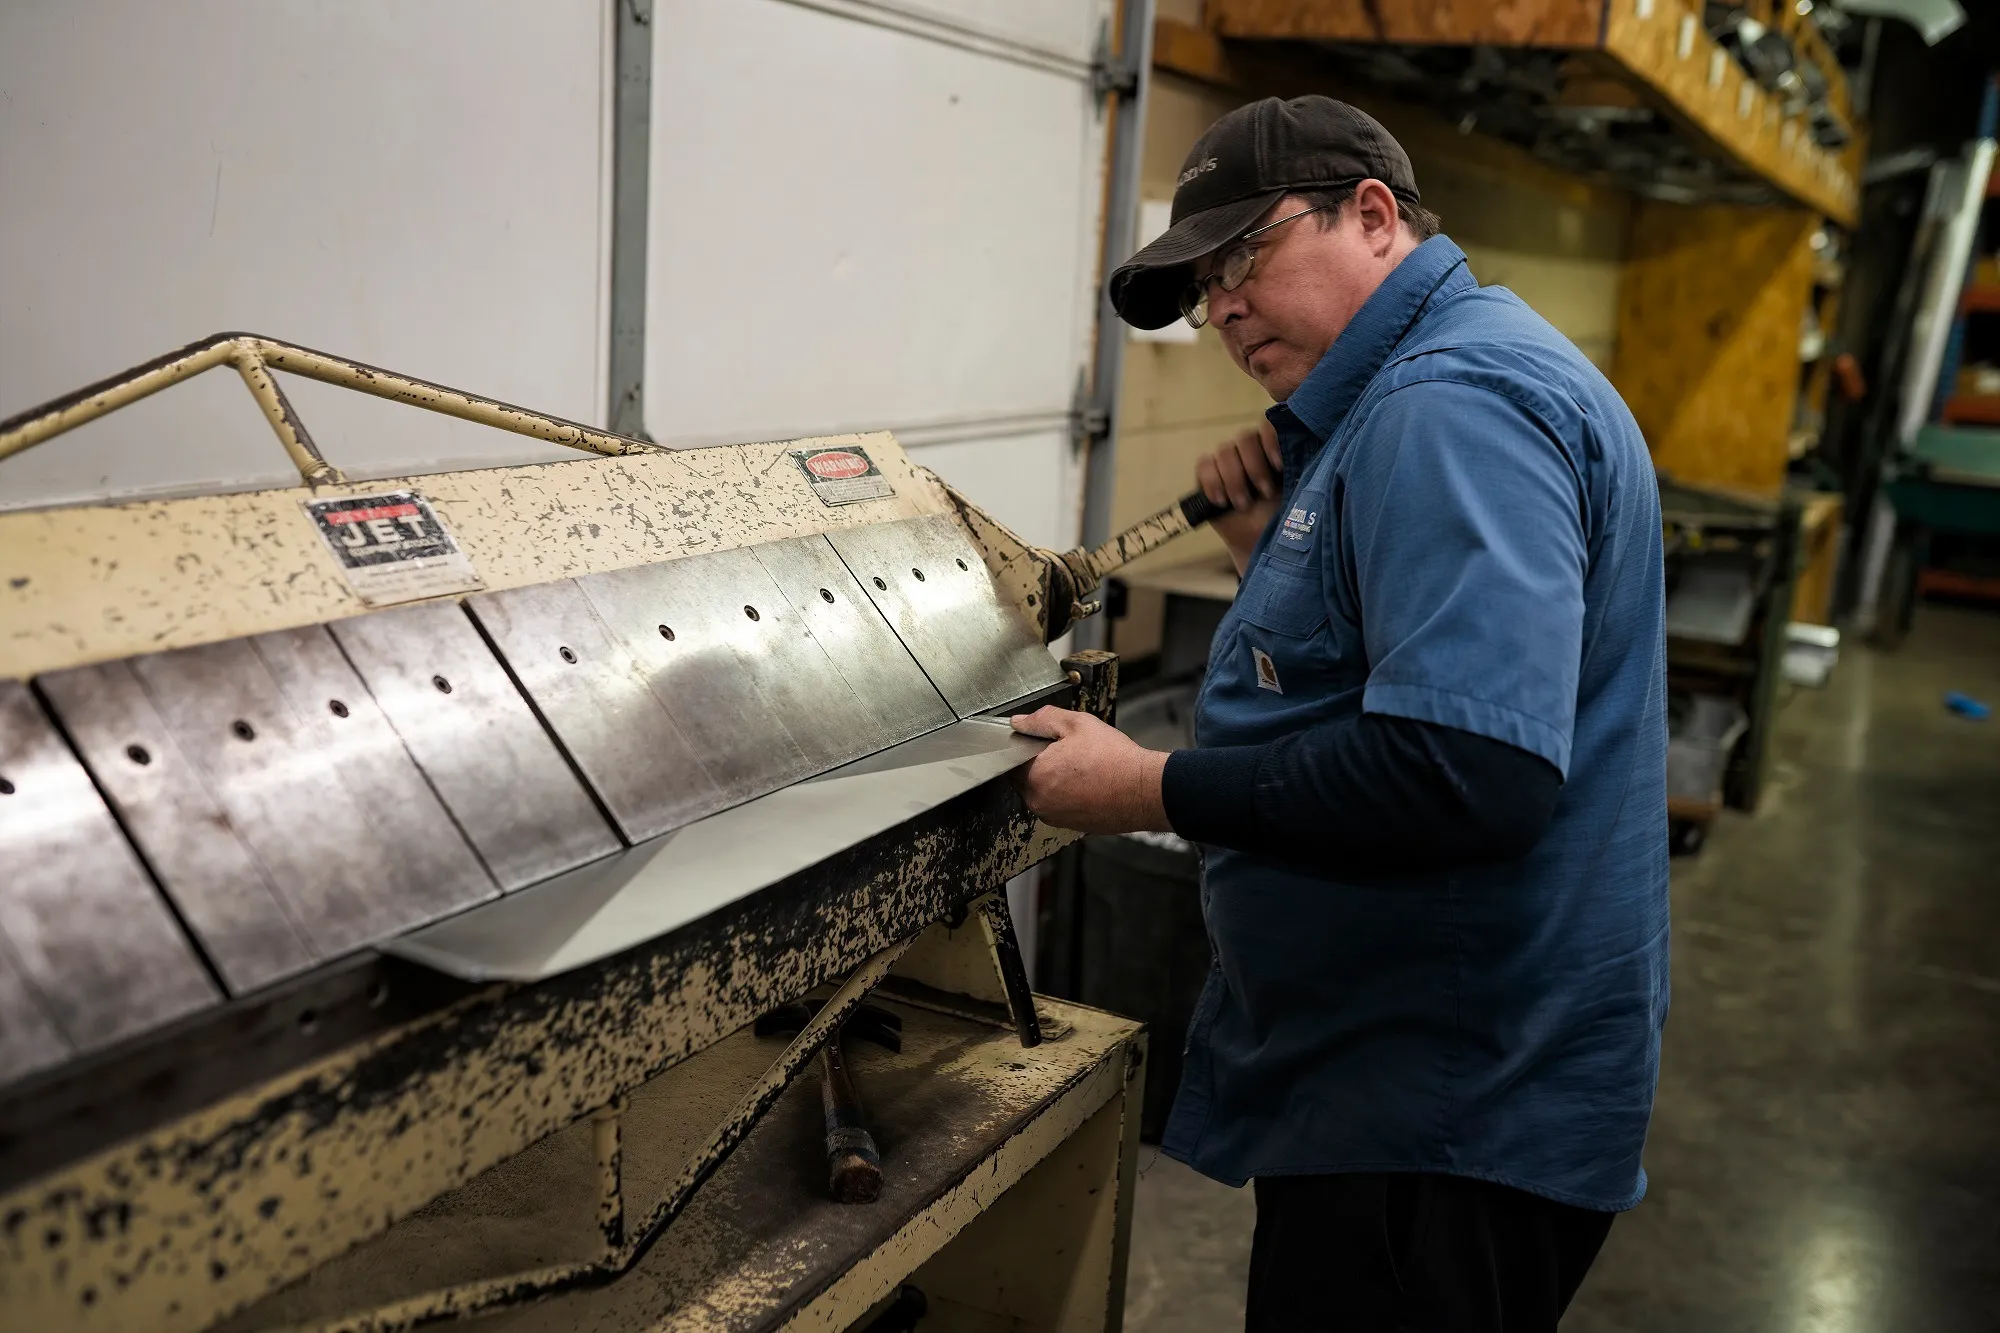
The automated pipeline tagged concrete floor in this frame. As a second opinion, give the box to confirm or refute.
[1123,604,2000,1331]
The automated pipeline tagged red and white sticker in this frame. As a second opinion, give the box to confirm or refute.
[791,446,894,507]
[303,490,483,606]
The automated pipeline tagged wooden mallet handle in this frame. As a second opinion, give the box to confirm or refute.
[821,1040,881,1204]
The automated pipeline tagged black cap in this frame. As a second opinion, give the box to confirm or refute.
[1109,96,1421,330]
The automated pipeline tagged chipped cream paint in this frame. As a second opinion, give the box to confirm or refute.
[218,1000,1140,1333]
[0,432,951,678]
[940,477,1213,642]
[894,1088,1131,1333]
[252,940,919,1333]
[935,477,1060,641]
[0,800,1066,1333]
[777,1036,1134,1333]
[891,917,1011,1008]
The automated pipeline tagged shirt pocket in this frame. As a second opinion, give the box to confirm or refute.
[1236,560,1330,638]
[1231,560,1364,700]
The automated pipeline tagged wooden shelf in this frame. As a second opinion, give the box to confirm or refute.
[1194,0,1860,224]
[1151,13,1234,87]
[1942,393,2000,424]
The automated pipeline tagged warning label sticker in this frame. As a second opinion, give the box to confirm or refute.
[790,446,895,507]
[302,490,483,606]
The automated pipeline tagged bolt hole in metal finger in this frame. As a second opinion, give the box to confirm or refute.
[744,605,760,621]
[126,744,151,765]
[328,699,349,718]
[231,720,256,742]
[560,647,578,664]
[433,675,453,693]
[0,777,13,796]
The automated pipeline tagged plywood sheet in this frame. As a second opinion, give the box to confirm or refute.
[1211,0,1605,48]
[1611,200,1817,495]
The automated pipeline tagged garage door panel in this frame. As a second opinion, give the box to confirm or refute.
[647,0,1107,447]
[859,0,1104,63]
[0,1,607,511]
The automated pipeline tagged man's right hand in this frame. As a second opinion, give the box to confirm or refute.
[1195,419,1283,575]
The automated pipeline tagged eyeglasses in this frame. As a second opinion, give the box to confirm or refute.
[1179,204,1331,329]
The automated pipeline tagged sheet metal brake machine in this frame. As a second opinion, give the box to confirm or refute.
[0,335,1225,1333]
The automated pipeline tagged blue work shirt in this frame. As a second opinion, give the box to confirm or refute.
[1165,235,1670,1212]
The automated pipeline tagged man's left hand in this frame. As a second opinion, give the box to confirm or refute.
[1010,706,1173,836]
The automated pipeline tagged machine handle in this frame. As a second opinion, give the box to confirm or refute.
[1067,488,1235,590]
[1037,487,1239,640]
[1176,488,1232,529]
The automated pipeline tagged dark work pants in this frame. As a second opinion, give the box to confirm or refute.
[1246,1172,1615,1332]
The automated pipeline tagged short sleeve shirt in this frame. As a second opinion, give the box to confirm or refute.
[1165,236,1670,1212]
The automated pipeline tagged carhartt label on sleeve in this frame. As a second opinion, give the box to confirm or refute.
[792,447,895,506]
[303,491,483,606]
[1276,503,1318,551]
[1251,645,1283,694]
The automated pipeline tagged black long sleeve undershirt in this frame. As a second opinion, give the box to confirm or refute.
[1160,713,1563,878]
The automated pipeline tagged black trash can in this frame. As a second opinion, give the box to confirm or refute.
[1069,832,1210,1143]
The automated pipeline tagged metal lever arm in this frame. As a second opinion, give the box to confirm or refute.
[1042,489,1232,638]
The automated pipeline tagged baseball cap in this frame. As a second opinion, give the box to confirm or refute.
[1109,96,1422,330]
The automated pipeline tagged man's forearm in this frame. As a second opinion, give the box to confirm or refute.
[1161,712,1561,875]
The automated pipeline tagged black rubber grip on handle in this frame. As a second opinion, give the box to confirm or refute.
[1178,489,1232,528]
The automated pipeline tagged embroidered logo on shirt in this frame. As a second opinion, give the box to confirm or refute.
[1251,645,1283,694]
[1276,504,1318,551]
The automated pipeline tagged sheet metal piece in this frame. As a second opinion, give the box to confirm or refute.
[38,659,316,993]
[749,535,955,753]
[826,514,1064,716]
[0,679,216,1076]
[466,579,725,843]
[330,602,621,888]
[390,719,1047,982]
[46,632,496,981]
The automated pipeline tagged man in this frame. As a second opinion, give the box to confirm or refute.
[1012,97,1669,1330]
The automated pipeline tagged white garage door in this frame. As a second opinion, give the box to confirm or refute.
[0,0,1125,562]
[644,0,1115,550]
[0,1,613,509]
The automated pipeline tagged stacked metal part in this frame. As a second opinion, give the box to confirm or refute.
[0,513,1062,1087]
